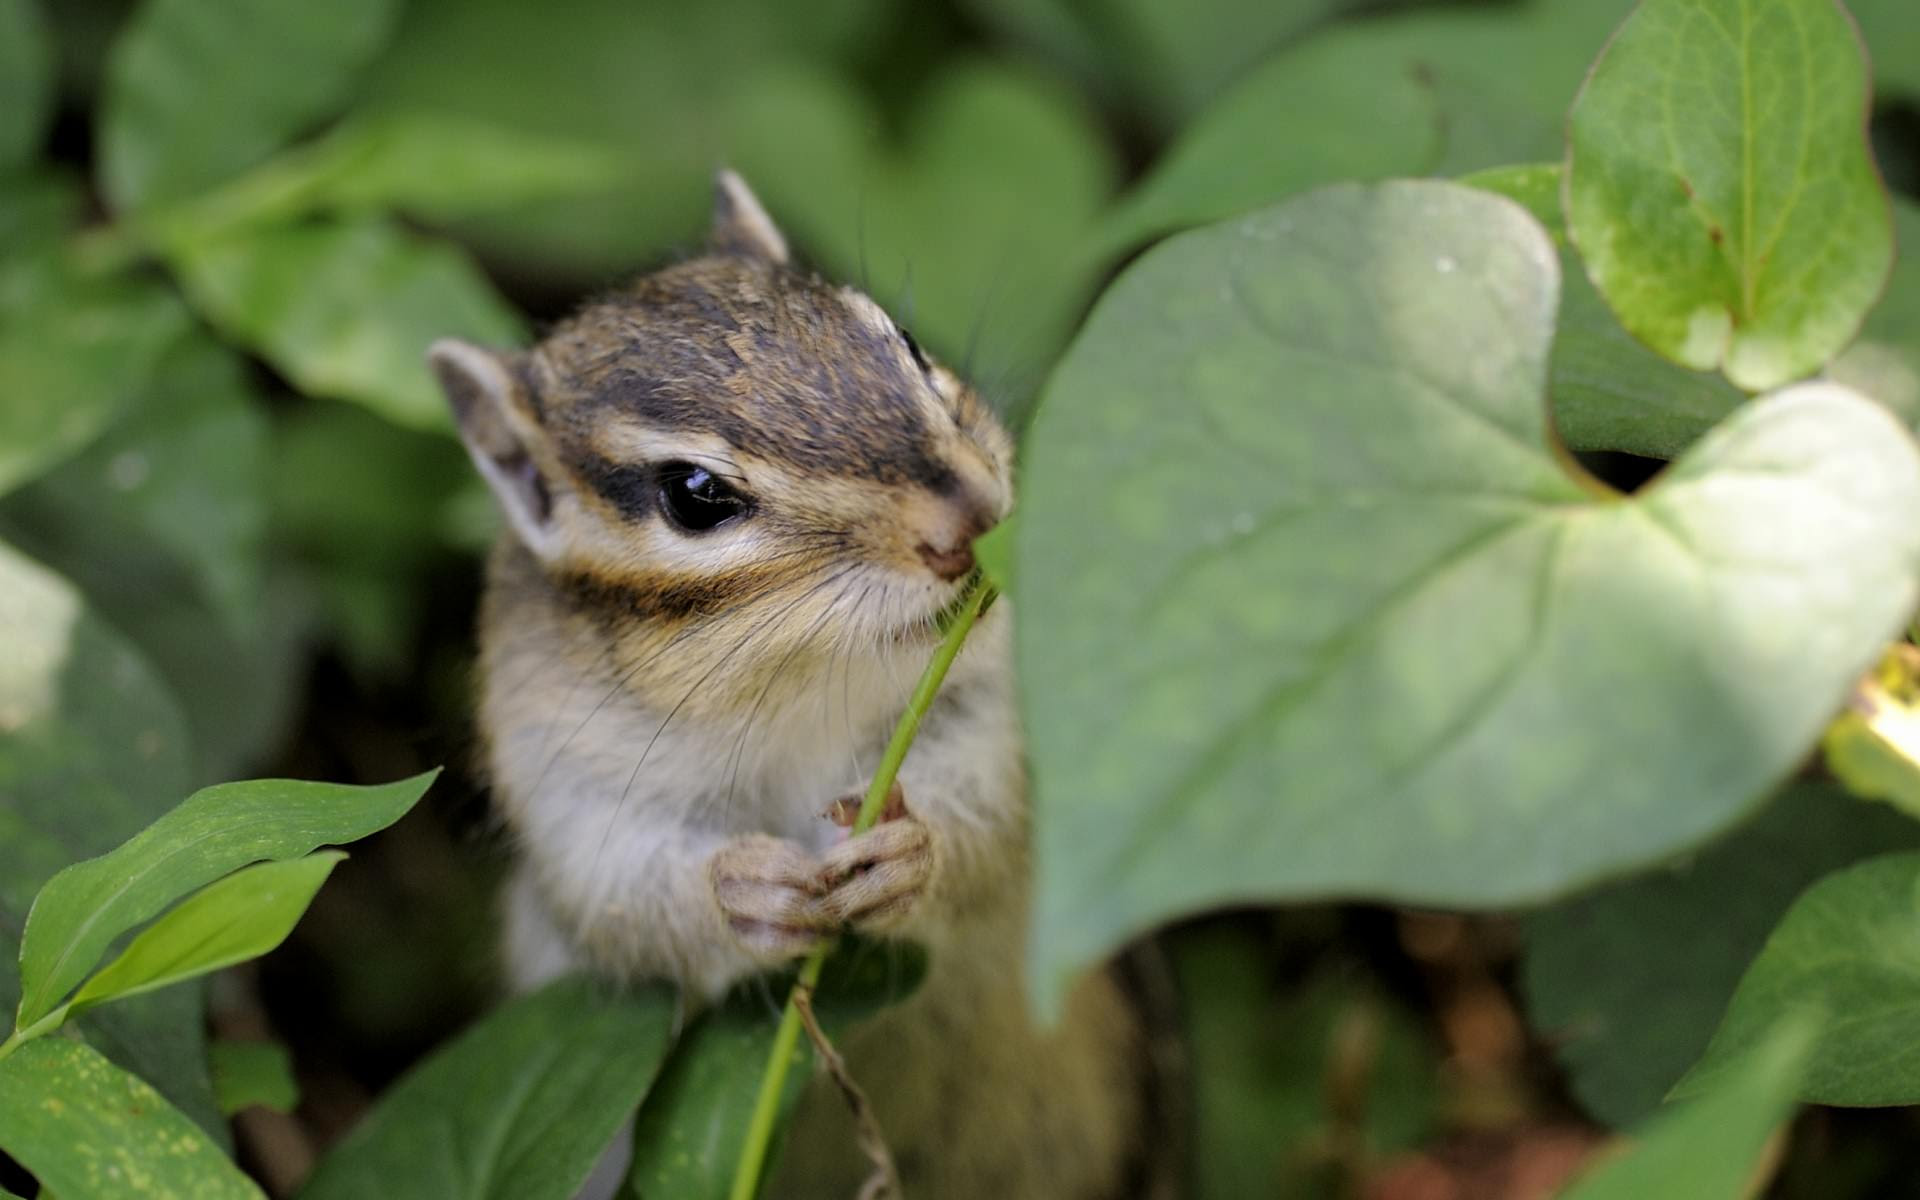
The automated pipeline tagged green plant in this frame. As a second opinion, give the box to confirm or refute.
[6,0,1920,1196]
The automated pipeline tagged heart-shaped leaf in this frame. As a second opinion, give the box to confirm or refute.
[1522,781,1920,1127]
[1017,181,1920,1013]
[1463,163,1744,459]
[1566,0,1892,392]
[298,976,676,1200]
[16,771,437,1029]
[0,1037,263,1200]
[1679,850,1920,1106]
[100,0,399,211]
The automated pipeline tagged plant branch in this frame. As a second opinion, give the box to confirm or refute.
[726,575,996,1200]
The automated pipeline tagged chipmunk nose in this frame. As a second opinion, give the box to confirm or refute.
[915,491,996,581]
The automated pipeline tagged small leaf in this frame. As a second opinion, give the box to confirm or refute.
[1019,181,1920,1014]
[45,854,345,1028]
[1463,162,1744,458]
[99,0,399,211]
[0,1036,264,1199]
[1566,0,1893,391]
[168,216,523,431]
[973,521,1015,593]
[210,1039,299,1115]
[298,976,677,1200]
[1823,643,1920,819]
[1522,781,1920,1127]
[0,265,191,497]
[1559,1015,1815,1200]
[0,169,81,260]
[625,942,926,1198]
[15,771,437,1029]
[1096,30,1442,255]
[0,0,54,169]
[1680,851,1920,1106]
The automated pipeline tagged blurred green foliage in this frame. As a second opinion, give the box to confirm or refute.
[3,0,1920,1195]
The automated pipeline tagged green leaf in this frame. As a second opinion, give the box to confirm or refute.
[169,216,523,430]
[209,1039,298,1115]
[1559,1015,1815,1200]
[350,0,892,279]
[38,854,345,1031]
[961,0,1348,128]
[298,976,677,1200]
[1680,851,1920,1106]
[0,0,54,169]
[1463,162,1744,458]
[5,333,269,632]
[15,771,437,1029]
[1522,781,1920,1127]
[0,541,226,1141]
[626,942,926,1198]
[99,0,399,211]
[1566,0,1892,392]
[0,264,190,497]
[1822,643,1920,818]
[0,1037,264,1199]
[1018,180,1920,1014]
[1096,27,1442,256]
[151,111,624,248]
[973,521,1015,594]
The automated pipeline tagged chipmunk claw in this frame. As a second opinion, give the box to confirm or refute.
[709,833,831,960]
[817,787,932,930]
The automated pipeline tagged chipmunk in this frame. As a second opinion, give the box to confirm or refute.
[432,172,1164,1198]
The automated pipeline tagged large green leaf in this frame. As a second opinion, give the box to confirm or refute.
[1558,1015,1815,1200]
[15,771,437,1029]
[1680,851,1920,1105]
[1095,30,1442,257]
[1017,181,1920,1013]
[298,976,676,1200]
[0,263,190,497]
[0,0,53,169]
[0,1036,263,1199]
[1522,782,1920,1128]
[1566,0,1892,392]
[626,942,927,1199]
[168,216,522,430]
[39,854,344,1031]
[99,0,399,211]
[1465,162,1747,459]
[209,1038,298,1115]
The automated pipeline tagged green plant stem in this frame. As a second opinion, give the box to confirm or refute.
[727,576,996,1200]
[0,1008,67,1063]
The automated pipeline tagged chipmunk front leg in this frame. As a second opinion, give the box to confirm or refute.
[817,782,933,933]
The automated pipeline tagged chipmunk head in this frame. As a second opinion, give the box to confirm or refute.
[433,171,1012,699]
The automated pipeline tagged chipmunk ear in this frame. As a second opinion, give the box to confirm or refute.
[429,338,563,561]
[710,169,789,264]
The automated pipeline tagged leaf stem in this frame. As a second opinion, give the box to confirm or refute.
[726,576,995,1200]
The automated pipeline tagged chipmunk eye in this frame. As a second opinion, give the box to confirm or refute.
[658,461,750,532]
